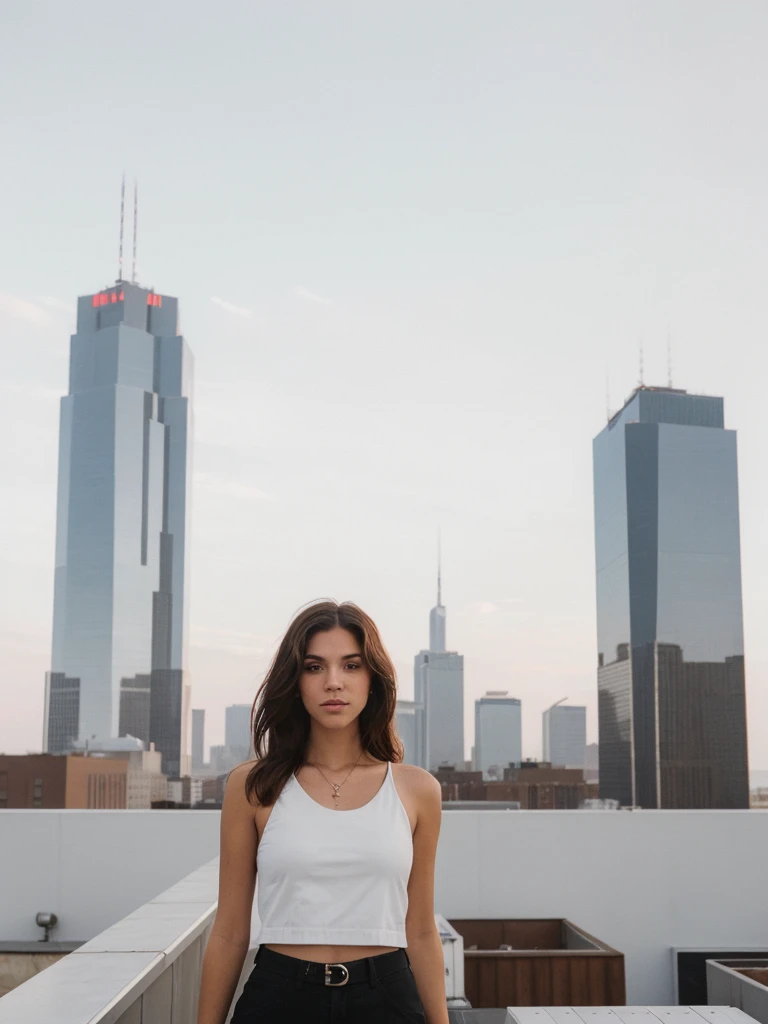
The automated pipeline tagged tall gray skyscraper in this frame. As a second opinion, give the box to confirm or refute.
[414,555,464,770]
[225,704,253,763]
[43,279,193,779]
[474,691,521,778]
[542,701,586,767]
[593,384,749,809]
[191,709,206,771]
[395,699,417,765]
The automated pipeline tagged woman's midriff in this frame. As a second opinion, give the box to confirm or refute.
[263,943,399,962]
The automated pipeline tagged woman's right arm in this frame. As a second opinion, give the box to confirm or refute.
[196,763,259,1024]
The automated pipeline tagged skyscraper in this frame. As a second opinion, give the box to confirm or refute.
[43,278,193,779]
[395,699,417,765]
[225,704,253,763]
[413,552,464,770]
[593,385,749,808]
[191,709,206,772]
[474,692,521,778]
[542,701,586,768]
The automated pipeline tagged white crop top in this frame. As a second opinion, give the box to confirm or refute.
[254,761,413,947]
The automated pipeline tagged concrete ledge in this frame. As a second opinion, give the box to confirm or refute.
[0,858,219,1024]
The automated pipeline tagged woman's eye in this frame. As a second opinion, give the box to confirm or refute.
[346,662,361,670]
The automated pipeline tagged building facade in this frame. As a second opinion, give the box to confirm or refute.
[413,567,464,770]
[0,751,166,809]
[395,699,417,765]
[43,281,193,779]
[191,709,205,772]
[474,692,522,778]
[593,385,749,808]
[542,701,587,767]
[224,704,252,764]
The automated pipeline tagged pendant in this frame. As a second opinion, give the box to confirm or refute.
[332,785,340,808]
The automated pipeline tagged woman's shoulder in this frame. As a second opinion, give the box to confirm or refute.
[225,759,261,807]
[391,762,441,800]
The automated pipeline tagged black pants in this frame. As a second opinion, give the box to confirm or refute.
[230,944,427,1023]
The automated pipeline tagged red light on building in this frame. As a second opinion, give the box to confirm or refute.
[146,294,163,308]
[92,290,125,307]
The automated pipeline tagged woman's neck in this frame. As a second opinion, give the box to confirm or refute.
[303,725,367,770]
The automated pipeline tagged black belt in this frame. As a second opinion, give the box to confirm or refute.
[254,944,409,987]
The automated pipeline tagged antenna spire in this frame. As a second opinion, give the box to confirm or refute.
[667,330,673,388]
[437,529,442,606]
[131,178,138,284]
[638,339,645,387]
[117,173,126,283]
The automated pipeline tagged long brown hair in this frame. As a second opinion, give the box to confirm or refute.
[244,600,403,806]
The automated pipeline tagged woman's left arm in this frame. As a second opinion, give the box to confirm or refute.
[405,767,450,1024]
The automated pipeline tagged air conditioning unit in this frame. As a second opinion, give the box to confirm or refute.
[435,913,470,1008]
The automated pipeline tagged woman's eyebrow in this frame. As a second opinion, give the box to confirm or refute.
[304,653,362,661]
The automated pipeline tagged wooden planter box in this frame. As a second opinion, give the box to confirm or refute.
[448,918,626,1010]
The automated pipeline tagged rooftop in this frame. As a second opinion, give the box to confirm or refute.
[1,808,767,1021]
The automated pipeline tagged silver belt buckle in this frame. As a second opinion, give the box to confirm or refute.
[324,962,349,986]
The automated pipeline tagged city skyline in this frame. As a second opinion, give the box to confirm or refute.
[2,3,768,772]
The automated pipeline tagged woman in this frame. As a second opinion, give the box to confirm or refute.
[196,600,450,1024]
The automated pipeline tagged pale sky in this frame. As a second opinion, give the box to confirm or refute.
[1,1,767,771]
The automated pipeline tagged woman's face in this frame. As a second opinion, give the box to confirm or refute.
[298,626,371,729]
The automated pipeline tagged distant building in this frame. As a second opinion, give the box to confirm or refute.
[414,551,464,770]
[191,709,205,772]
[395,699,417,765]
[433,763,596,809]
[224,704,252,764]
[0,749,166,809]
[166,777,203,806]
[474,692,522,779]
[209,744,234,775]
[542,701,587,767]
[43,275,194,781]
[585,742,599,783]
[593,385,749,809]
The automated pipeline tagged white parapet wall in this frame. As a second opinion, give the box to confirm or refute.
[1,808,767,1005]
[0,810,219,943]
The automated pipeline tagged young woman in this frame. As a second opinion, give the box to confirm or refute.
[196,600,450,1024]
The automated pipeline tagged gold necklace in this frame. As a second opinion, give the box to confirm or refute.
[308,752,364,809]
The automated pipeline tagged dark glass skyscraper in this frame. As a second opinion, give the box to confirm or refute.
[593,385,749,809]
[43,281,193,779]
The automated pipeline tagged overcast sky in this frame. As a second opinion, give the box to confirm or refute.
[1,1,767,770]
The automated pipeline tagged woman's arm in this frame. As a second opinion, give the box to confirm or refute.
[404,767,450,1024]
[196,763,259,1024]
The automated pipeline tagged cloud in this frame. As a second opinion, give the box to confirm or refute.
[0,292,51,326]
[295,286,332,306]
[40,297,75,314]
[194,471,276,503]
[211,296,252,318]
